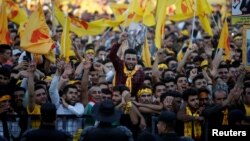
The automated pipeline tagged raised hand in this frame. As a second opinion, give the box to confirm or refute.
[83,60,92,70]
[62,63,73,78]
[28,62,36,73]
[118,32,128,44]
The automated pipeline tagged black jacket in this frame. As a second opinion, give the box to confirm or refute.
[20,124,72,141]
[79,123,133,141]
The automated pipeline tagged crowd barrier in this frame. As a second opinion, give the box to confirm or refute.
[0,114,159,140]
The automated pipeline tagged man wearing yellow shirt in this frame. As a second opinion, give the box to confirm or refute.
[27,63,48,128]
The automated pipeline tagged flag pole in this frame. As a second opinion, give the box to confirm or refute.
[190,0,197,47]
[64,14,68,59]
[51,0,56,36]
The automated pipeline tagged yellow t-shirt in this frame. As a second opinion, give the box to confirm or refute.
[27,104,41,128]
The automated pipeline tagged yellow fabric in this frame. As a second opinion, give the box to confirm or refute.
[85,49,95,55]
[158,63,168,69]
[217,20,230,60]
[168,0,194,21]
[233,36,242,41]
[27,104,41,129]
[141,0,155,26]
[0,1,10,45]
[124,65,137,92]
[142,38,152,67]
[196,0,213,36]
[222,108,228,125]
[154,0,168,49]
[121,0,139,27]
[0,95,11,102]
[110,3,128,20]
[5,0,27,25]
[168,0,213,36]
[110,0,155,27]
[177,49,184,61]
[184,106,202,139]
[20,4,54,54]
[137,88,152,97]
[244,104,250,116]
[44,49,56,63]
[73,128,83,141]
[54,6,106,36]
[124,101,132,114]
[60,15,71,62]
[43,76,52,81]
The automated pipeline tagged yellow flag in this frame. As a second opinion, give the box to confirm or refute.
[20,4,54,54]
[196,0,213,36]
[122,0,140,27]
[54,6,107,36]
[60,16,71,62]
[110,3,128,20]
[142,38,152,67]
[217,20,230,60]
[154,0,168,49]
[5,0,27,25]
[142,0,155,26]
[0,1,10,45]
[169,0,194,21]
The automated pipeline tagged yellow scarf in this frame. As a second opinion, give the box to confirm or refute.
[244,104,250,116]
[222,109,228,125]
[123,65,137,92]
[184,107,202,139]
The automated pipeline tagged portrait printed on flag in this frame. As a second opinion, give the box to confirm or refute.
[242,25,250,70]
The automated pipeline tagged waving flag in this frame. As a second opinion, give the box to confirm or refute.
[5,0,27,25]
[60,16,71,62]
[217,20,230,60]
[0,1,10,45]
[20,4,54,54]
[154,0,168,48]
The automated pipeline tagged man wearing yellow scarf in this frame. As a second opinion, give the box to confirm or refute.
[108,33,145,98]
[202,87,242,139]
[177,88,204,141]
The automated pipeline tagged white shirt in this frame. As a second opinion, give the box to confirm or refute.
[49,75,84,134]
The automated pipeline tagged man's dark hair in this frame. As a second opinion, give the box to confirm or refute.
[85,43,95,50]
[192,74,205,85]
[35,85,46,92]
[182,88,198,101]
[0,44,11,54]
[124,48,137,56]
[218,63,228,70]
[41,103,57,123]
[62,84,77,95]
[101,88,112,95]
[163,76,175,84]
[175,74,187,84]
[13,87,26,93]
[113,85,129,94]
[160,90,181,103]
[152,82,165,94]
[96,46,106,54]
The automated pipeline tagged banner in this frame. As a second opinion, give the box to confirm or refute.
[232,0,250,24]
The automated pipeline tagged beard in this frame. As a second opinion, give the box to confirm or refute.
[125,63,135,71]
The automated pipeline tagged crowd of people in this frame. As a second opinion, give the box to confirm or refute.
[0,0,250,141]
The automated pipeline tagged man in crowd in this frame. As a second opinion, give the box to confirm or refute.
[21,103,72,141]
